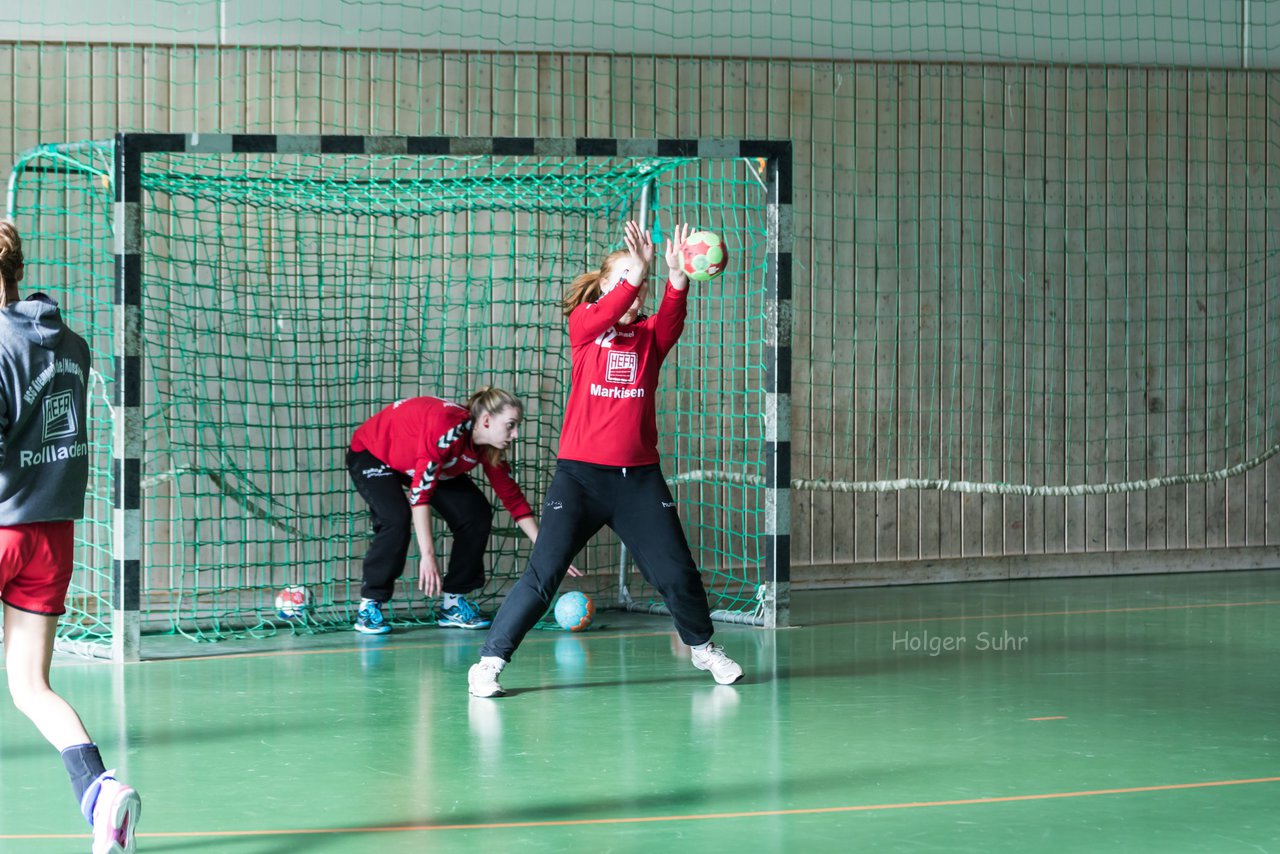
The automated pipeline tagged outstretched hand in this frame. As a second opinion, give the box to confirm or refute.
[622,220,654,280]
[664,222,693,290]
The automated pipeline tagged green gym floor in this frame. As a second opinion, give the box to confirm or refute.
[3,570,1280,853]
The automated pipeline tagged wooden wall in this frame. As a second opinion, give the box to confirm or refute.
[2,45,1277,587]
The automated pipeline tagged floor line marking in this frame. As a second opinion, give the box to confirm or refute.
[5,775,1278,840]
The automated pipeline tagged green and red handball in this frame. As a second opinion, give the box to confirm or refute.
[680,230,728,282]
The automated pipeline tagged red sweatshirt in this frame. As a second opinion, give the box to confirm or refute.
[350,396,533,520]
[557,279,688,466]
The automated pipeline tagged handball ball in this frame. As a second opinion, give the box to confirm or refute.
[275,585,311,620]
[681,231,728,282]
[554,590,595,632]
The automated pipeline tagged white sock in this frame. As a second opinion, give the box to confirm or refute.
[480,655,506,671]
[442,593,461,609]
[692,642,712,652]
[360,598,380,609]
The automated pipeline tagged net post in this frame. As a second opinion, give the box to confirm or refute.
[637,178,653,233]
[111,132,143,662]
[4,154,23,218]
[750,140,793,629]
[616,542,634,608]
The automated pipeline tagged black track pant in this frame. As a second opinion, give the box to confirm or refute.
[347,448,494,603]
[480,459,714,661]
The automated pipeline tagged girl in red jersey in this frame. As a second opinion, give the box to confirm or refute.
[0,221,141,853]
[347,387,579,633]
[468,220,743,697]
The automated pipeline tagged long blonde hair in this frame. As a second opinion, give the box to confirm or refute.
[0,220,23,309]
[561,248,630,317]
[466,386,523,465]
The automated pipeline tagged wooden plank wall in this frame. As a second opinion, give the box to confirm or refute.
[1,44,1277,587]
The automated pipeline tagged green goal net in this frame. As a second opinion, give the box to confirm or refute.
[3,142,116,655]
[7,137,780,653]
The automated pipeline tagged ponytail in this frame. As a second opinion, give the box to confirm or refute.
[561,248,630,317]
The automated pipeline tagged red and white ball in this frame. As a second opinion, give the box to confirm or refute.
[680,231,728,282]
[275,585,311,620]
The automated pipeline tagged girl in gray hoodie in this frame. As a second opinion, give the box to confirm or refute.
[0,220,140,854]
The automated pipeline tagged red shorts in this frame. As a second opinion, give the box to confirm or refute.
[0,520,76,616]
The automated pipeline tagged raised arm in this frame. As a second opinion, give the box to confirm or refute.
[568,220,655,344]
[569,279,642,344]
[652,222,693,352]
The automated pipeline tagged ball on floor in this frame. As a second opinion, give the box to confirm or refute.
[554,590,594,632]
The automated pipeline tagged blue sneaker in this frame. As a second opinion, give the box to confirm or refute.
[437,598,491,629]
[354,599,391,634]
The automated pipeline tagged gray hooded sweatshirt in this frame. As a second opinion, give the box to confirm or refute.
[0,293,91,525]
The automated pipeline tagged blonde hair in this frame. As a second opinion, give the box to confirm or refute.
[0,220,23,309]
[466,386,523,465]
[561,248,630,317]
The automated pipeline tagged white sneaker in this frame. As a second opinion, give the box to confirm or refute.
[89,772,140,854]
[691,642,744,685]
[468,657,507,698]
